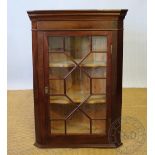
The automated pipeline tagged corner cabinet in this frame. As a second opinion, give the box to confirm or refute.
[27,10,128,148]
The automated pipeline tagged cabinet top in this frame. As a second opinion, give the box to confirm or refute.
[27,9,128,21]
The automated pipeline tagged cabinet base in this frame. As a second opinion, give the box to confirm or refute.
[34,142,123,148]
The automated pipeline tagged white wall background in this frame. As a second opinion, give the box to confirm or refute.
[7,0,147,90]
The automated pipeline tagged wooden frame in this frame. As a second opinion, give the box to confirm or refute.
[27,10,128,148]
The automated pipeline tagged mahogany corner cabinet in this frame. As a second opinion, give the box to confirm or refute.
[27,10,128,148]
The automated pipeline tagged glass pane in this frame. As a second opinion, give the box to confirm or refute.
[92,79,106,94]
[50,96,70,104]
[48,36,64,52]
[49,67,74,79]
[92,120,106,134]
[51,120,65,134]
[92,36,107,51]
[66,109,90,134]
[87,95,106,104]
[81,95,106,119]
[84,67,106,78]
[48,35,108,135]
[49,80,64,95]
[49,96,76,119]
[66,68,90,103]
[81,53,107,67]
[65,36,90,63]
[49,53,75,68]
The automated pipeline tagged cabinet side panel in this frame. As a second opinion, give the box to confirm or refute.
[111,29,123,144]
[32,30,47,144]
[116,30,123,143]
[111,31,118,121]
[32,22,42,144]
[116,30,123,119]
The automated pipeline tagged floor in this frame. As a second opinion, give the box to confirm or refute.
[8,88,147,155]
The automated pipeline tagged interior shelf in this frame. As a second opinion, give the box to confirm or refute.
[49,61,75,67]
[50,95,106,104]
[49,59,106,68]
[80,62,106,67]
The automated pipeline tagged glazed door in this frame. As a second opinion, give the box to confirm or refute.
[44,31,112,142]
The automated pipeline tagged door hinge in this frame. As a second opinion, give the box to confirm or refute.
[45,86,48,94]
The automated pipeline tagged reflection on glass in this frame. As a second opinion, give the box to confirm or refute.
[66,68,90,103]
[92,36,107,51]
[49,97,76,119]
[49,67,73,79]
[50,96,70,104]
[65,36,90,63]
[49,80,64,95]
[81,97,106,119]
[67,109,90,134]
[92,79,106,94]
[92,120,106,134]
[84,67,106,78]
[49,53,75,67]
[48,36,64,52]
[86,95,106,104]
[51,120,65,134]
[81,53,107,67]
